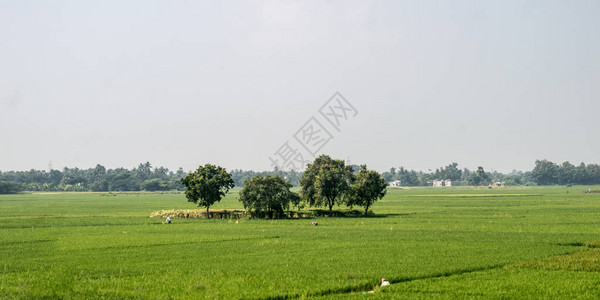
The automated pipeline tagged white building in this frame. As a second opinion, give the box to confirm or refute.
[433,179,453,187]
[389,180,402,187]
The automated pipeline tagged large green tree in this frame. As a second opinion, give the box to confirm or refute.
[239,175,299,218]
[0,181,22,194]
[467,166,490,186]
[347,165,387,215]
[531,159,559,185]
[180,164,234,218]
[300,155,354,215]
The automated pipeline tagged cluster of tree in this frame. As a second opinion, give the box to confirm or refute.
[300,155,387,215]
[230,168,302,187]
[0,181,22,194]
[239,174,300,218]
[0,162,186,193]
[381,163,534,186]
[181,156,387,218]
[382,160,600,187]
[531,160,600,185]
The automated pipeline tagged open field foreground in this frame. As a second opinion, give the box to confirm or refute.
[1,187,600,299]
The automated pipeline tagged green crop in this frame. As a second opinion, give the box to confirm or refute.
[1,186,599,299]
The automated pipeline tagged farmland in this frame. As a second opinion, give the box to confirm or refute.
[1,186,599,299]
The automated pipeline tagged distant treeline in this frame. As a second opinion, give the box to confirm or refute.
[0,163,302,193]
[381,160,600,187]
[381,163,529,186]
[530,159,600,186]
[0,162,185,193]
[1,159,599,194]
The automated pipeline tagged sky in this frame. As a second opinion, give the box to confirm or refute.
[1,0,599,173]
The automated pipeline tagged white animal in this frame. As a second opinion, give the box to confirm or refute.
[381,278,390,287]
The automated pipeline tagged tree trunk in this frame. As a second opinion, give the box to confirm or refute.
[365,204,369,215]
[206,206,210,219]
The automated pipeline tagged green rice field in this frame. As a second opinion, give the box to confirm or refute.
[1,186,599,299]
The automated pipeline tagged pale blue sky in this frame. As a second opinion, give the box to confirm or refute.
[1,0,599,173]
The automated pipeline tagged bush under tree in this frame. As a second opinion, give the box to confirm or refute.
[238,174,299,218]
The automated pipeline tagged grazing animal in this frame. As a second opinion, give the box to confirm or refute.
[381,278,390,287]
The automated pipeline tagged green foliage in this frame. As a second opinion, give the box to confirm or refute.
[532,159,559,185]
[230,168,302,187]
[180,164,235,217]
[369,269,600,299]
[531,159,600,185]
[467,166,490,186]
[238,175,299,218]
[347,165,387,214]
[300,155,354,214]
[0,163,186,192]
[106,169,141,191]
[0,181,22,194]
[141,178,169,191]
[512,248,600,271]
[5,159,600,192]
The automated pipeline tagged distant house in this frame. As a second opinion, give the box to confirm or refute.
[433,179,453,187]
[388,180,402,187]
[489,182,505,187]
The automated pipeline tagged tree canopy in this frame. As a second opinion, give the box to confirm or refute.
[467,166,490,186]
[347,165,387,215]
[532,159,559,185]
[0,181,22,194]
[238,174,299,218]
[300,155,355,215]
[180,164,235,217]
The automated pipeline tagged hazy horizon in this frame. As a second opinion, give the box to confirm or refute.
[2,1,599,173]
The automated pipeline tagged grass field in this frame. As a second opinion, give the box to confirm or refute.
[1,186,599,299]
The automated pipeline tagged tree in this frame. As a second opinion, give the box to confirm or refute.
[396,167,420,186]
[141,178,169,191]
[300,155,354,215]
[238,175,299,218]
[61,167,88,188]
[180,164,234,218]
[0,181,22,194]
[134,162,153,182]
[531,159,559,185]
[443,163,462,181]
[467,166,490,186]
[90,164,108,191]
[557,161,575,185]
[574,163,588,185]
[106,168,140,191]
[347,165,387,215]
